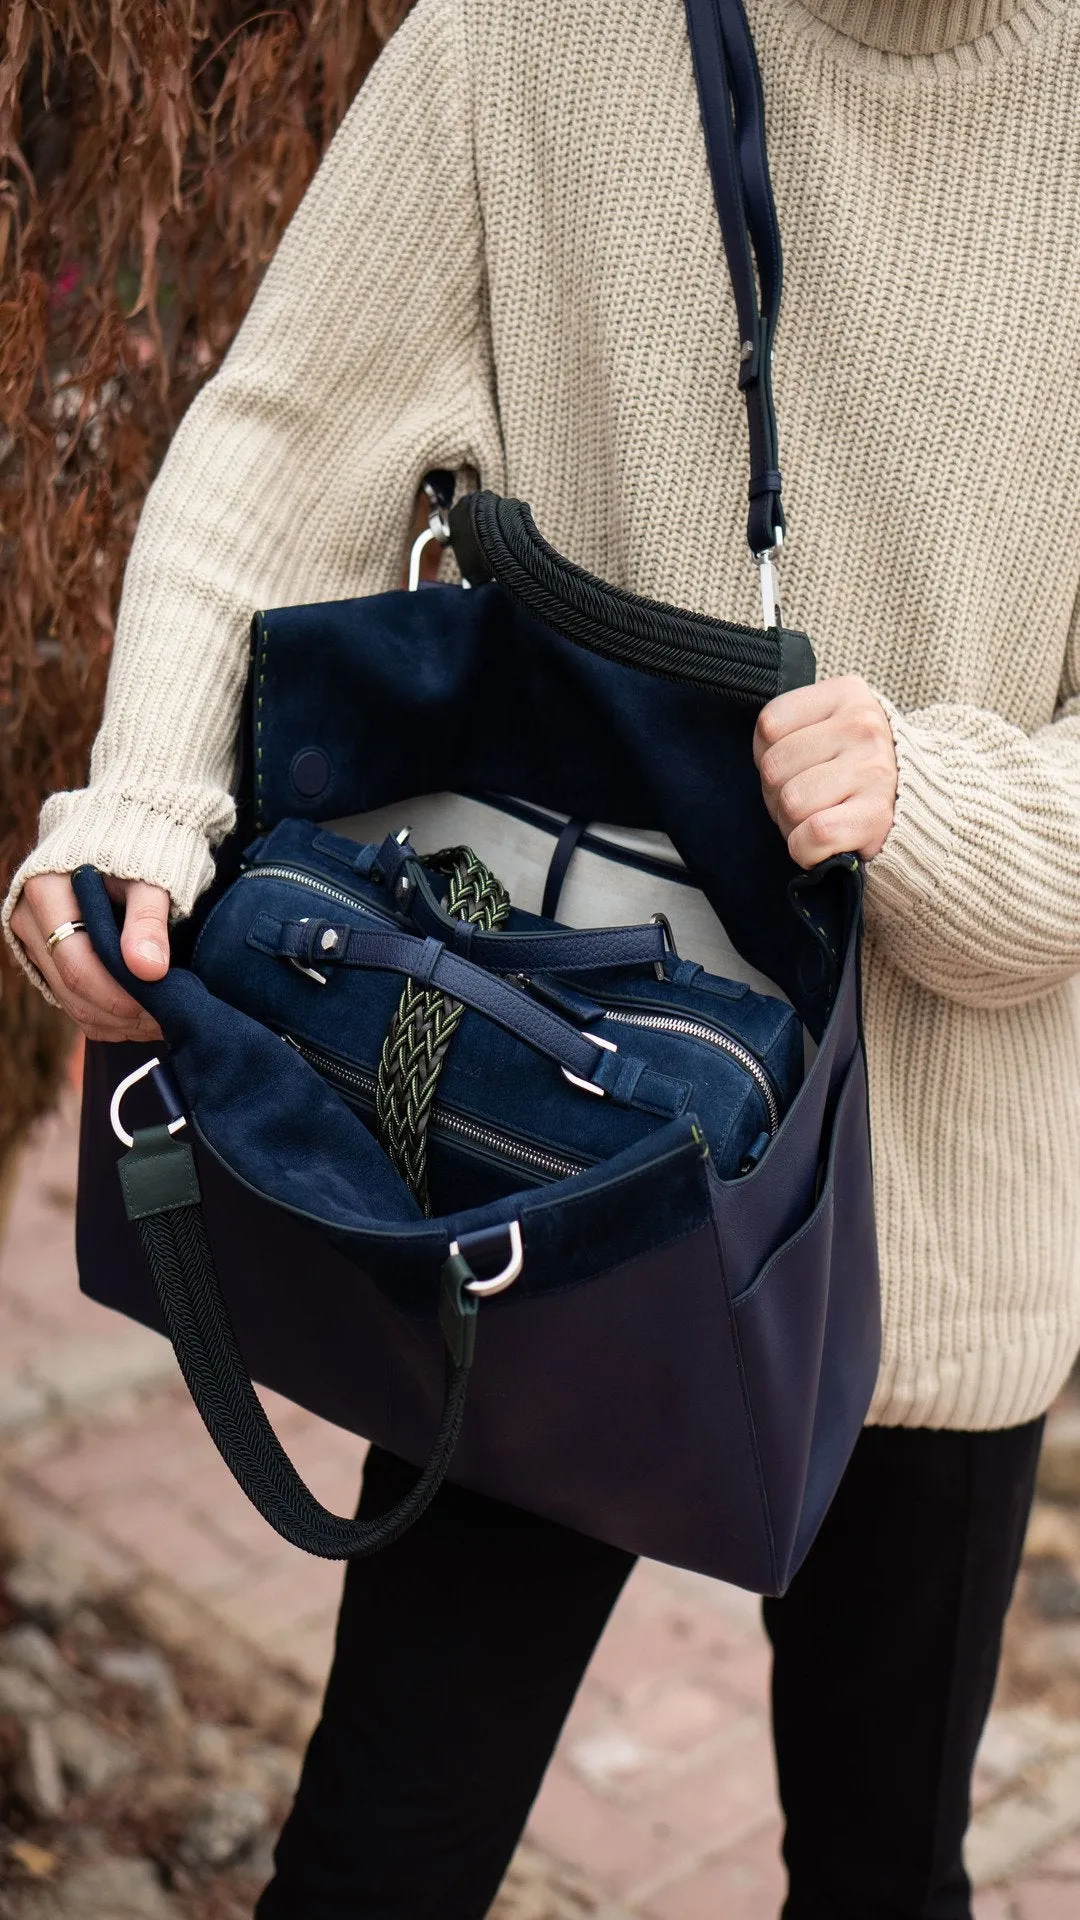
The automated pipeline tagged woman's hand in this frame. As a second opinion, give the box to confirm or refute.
[11,873,170,1042]
[754,674,899,868]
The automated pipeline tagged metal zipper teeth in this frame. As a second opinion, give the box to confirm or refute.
[242,864,388,919]
[287,1038,587,1183]
[599,1009,780,1135]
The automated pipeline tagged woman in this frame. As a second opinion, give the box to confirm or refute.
[6,0,1080,1913]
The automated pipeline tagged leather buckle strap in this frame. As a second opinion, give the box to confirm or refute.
[251,913,690,1114]
[372,833,669,974]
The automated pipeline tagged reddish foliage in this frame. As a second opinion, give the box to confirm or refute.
[0,1,414,1162]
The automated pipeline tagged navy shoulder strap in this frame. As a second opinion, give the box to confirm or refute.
[683,0,785,575]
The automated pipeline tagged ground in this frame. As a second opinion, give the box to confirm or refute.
[2,1097,1079,1918]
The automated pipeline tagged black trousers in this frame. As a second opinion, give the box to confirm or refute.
[256,1417,1043,1920]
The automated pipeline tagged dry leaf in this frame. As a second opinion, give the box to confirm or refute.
[8,1838,58,1878]
[1,2,409,1163]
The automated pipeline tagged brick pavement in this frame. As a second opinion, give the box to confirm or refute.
[3,1100,1080,1917]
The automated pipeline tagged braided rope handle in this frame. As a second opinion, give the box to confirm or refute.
[375,848,511,1211]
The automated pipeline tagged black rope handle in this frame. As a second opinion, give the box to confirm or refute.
[119,1125,478,1559]
[449,493,814,700]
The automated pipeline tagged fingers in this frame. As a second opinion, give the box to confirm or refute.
[754,675,898,870]
[119,881,171,981]
[755,719,848,823]
[772,752,860,840]
[14,873,163,1043]
[753,677,855,768]
[786,797,891,870]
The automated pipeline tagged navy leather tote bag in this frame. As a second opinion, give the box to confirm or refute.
[73,0,881,1594]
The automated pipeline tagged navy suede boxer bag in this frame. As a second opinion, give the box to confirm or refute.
[73,0,881,1594]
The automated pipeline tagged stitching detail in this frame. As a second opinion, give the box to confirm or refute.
[254,613,267,829]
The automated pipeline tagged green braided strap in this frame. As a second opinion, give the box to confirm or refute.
[375,847,511,1212]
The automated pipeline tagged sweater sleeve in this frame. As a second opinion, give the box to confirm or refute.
[864,601,1080,1009]
[3,0,499,976]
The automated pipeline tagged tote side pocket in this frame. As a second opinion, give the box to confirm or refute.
[731,1050,880,1591]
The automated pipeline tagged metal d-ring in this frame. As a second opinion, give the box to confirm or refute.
[109,1057,188,1150]
[450,1219,524,1297]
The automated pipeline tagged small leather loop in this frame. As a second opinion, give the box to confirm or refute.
[594,1048,645,1106]
[412,936,445,988]
[293,920,325,968]
[670,959,705,988]
[371,832,414,894]
[591,1049,689,1117]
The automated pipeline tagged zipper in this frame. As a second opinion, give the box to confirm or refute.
[285,1037,589,1184]
[598,1007,780,1135]
[241,863,389,920]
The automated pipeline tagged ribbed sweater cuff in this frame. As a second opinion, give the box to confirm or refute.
[3,789,221,997]
[864,694,961,930]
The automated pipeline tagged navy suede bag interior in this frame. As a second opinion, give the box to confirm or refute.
[189,816,806,1206]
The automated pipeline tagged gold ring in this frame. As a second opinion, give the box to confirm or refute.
[45,920,88,955]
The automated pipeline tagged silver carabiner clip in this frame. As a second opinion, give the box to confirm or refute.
[756,534,784,632]
[408,485,453,591]
[407,524,440,592]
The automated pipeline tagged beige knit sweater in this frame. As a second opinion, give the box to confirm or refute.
[7,0,1080,1429]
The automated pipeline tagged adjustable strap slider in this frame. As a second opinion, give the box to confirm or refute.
[737,337,761,388]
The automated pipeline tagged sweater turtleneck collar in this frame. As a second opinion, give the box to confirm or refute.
[791,0,1033,54]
